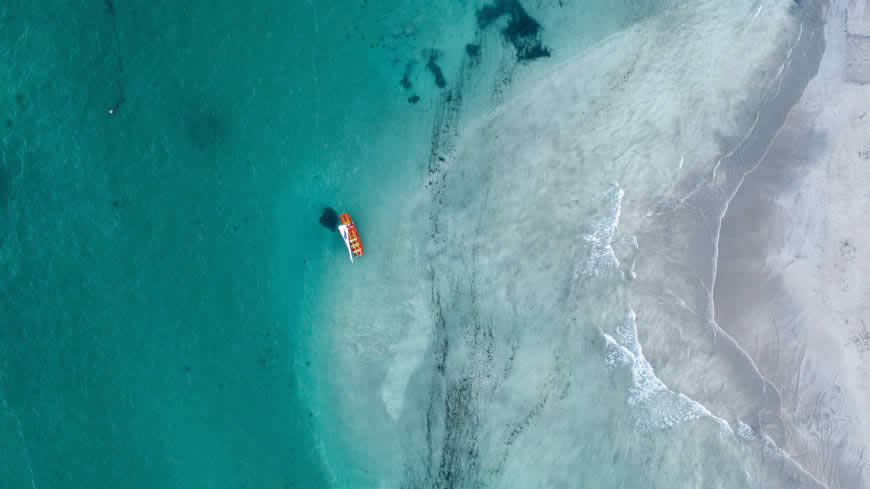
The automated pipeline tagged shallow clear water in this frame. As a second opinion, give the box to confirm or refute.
[1,0,829,488]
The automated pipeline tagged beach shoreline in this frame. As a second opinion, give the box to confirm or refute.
[714,0,870,486]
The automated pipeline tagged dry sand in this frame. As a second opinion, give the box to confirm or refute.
[715,0,870,486]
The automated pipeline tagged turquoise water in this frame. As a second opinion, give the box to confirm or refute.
[0,0,424,486]
[1,0,831,488]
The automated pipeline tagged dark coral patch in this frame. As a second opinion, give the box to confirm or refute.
[400,61,414,89]
[476,0,551,61]
[319,207,339,231]
[426,52,447,88]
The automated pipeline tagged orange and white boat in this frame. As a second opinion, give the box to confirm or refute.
[337,212,364,263]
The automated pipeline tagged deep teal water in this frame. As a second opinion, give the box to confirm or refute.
[0,1,440,487]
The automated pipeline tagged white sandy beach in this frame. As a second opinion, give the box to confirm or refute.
[715,0,870,486]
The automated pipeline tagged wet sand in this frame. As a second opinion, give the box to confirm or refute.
[631,0,825,425]
[715,0,870,486]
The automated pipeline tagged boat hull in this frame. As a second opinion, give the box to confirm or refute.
[339,212,364,261]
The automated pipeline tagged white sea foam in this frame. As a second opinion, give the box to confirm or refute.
[582,184,624,276]
[588,185,732,435]
[604,310,734,435]
[737,420,757,440]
